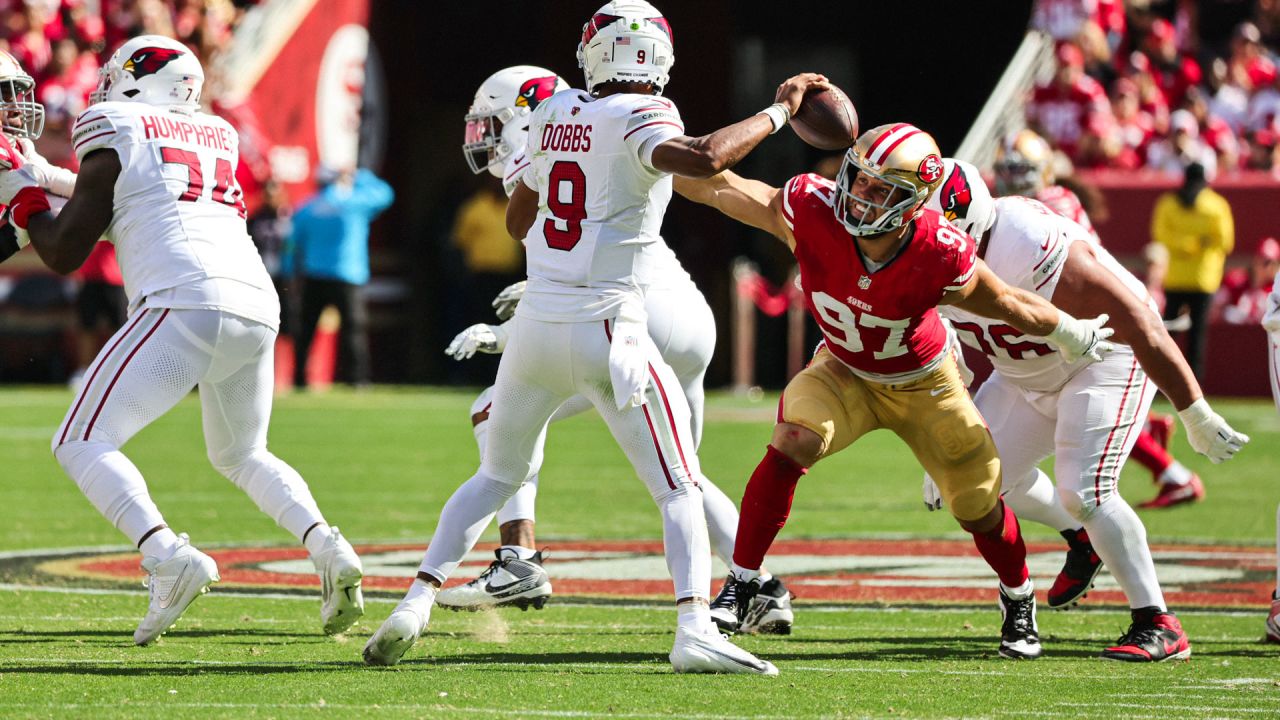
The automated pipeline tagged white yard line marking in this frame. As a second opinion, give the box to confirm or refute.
[1057,702,1278,714]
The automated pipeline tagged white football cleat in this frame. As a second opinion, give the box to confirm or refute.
[435,549,551,611]
[134,534,220,646]
[669,626,779,675]
[312,527,364,635]
[363,602,431,666]
[741,577,795,635]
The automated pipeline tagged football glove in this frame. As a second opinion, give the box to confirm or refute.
[1177,398,1249,464]
[491,280,526,321]
[1046,312,1115,363]
[444,323,508,360]
[16,138,77,197]
[922,475,943,511]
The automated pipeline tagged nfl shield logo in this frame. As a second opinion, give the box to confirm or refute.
[858,275,871,290]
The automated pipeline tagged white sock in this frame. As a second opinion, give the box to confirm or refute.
[1082,496,1166,610]
[398,578,437,621]
[55,441,169,546]
[677,602,715,634]
[657,486,711,602]
[417,472,514,583]
[698,475,739,566]
[139,527,181,560]
[1000,578,1034,599]
[216,449,326,541]
[1002,469,1080,533]
[730,563,761,583]
[303,523,332,556]
[1158,461,1193,487]
[498,545,537,561]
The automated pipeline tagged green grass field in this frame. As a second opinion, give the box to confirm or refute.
[2,387,1279,719]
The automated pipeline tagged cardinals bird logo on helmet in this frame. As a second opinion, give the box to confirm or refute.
[516,76,559,110]
[939,163,973,222]
[123,48,184,80]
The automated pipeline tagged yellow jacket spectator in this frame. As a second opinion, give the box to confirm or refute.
[1151,162,1233,379]
[451,184,522,274]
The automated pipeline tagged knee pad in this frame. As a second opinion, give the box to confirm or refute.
[949,484,1000,523]
[1056,484,1097,522]
[209,446,269,486]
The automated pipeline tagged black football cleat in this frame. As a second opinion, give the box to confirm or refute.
[1048,528,1103,610]
[1101,607,1191,662]
[998,584,1042,660]
[709,574,760,635]
[741,577,795,635]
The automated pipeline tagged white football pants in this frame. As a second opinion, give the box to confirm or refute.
[420,314,712,601]
[470,284,739,564]
[979,349,1166,609]
[52,308,326,546]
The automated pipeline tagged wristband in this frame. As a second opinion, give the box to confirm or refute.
[9,185,50,229]
[758,103,791,134]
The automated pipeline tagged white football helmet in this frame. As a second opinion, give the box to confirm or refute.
[90,35,203,109]
[925,158,995,237]
[0,50,44,139]
[577,1,675,94]
[464,66,569,176]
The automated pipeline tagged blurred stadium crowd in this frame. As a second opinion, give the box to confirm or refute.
[1028,0,1280,175]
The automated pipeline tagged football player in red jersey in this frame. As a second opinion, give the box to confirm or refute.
[676,123,1114,659]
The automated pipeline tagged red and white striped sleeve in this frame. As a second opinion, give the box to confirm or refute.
[71,107,122,164]
[623,96,684,170]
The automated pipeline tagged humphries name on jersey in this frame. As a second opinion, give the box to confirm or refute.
[72,101,278,330]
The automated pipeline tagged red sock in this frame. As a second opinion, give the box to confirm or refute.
[1129,431,1172,480]
[731,445,807,571]
[969,500,1029,588]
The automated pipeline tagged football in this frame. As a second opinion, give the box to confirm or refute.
[790,84,859,150]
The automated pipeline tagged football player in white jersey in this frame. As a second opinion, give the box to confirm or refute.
[441,64,794,634]
[0,50,47,262]
[1263,275,1280,643]
[923,159,1248,661]
[0,36,364,645]
[364,0,821,673]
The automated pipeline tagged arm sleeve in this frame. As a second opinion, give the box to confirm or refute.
[71,106,124,164]
[941,225,979,292]
[622,98,685,170]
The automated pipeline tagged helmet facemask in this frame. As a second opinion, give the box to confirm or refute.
[994,155,1042,197]
[833,151,927,237]
[0,73,44,139]
[463,110,506,175]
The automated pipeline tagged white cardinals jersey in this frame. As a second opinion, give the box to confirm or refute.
[518,90,685,322]
[504,134,693,295]
[942,196,1150,392]
[72,102,278,329]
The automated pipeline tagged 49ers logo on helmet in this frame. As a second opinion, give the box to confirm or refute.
[917,154,944,184]
[122,47,183,79]
[939,164,973,221]
[516,76,559,110]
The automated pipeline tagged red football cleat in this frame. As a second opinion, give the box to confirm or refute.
[1102,609,1191,662]
[1138,474,1204,509]
[1047,529,1103,609]
[1146,413,1175,450]
[1266,593,1280,644]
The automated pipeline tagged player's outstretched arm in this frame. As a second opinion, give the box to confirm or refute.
[944,259,1115,363]
[16,149,118,275]
[1054,241,1248,462]
[673,171,794,248]
[651,73,829,179]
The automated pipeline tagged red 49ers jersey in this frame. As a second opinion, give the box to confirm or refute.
[783,173,977,383]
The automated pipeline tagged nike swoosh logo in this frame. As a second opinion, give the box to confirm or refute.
[157,565,189,609]
[484,578,538,597]
[930,387,946,396]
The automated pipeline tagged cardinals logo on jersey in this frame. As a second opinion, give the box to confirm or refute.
[917,154,944,184]
[516,76,559,110]
[938,163,973,222]
[123,47,183,79]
